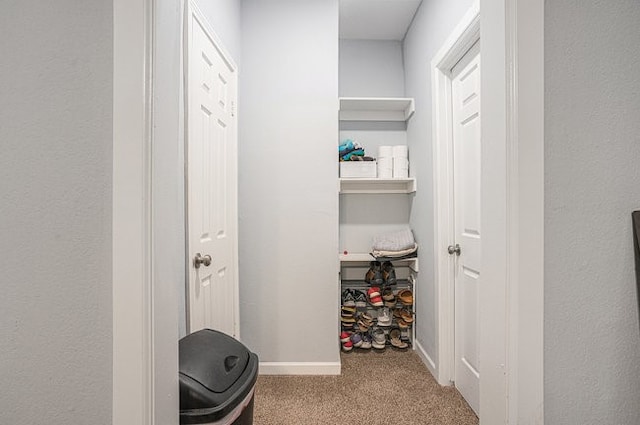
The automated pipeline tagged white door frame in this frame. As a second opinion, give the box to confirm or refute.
[113,0,154,423]
[113,0,543,423]
[113,0,182,423]
[431,2,481,389]
[184,0,240,338]
[432,0,543,423]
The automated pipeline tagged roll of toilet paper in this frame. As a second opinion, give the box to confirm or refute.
[378,145,393,159]
[392,145,408,158]
[393,157,409,178]
[377,157,393,178]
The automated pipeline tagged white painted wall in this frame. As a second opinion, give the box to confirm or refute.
[0,1,113,423]
[402,0,475,372]
[545,1,640,423]
[339,39,405,97]
[239,0,340,366]
[194,0,241,66]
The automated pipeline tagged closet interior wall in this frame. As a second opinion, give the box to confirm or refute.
[402,0,475,370]
[339,39,410,258]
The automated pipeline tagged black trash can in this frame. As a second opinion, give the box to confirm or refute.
[179,329,259,425]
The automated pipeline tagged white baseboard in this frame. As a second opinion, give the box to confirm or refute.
[414,339,438,381]
[259,362,341,376]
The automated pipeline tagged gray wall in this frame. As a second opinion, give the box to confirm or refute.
[402,0,474,367]
[545,1,640,423]
[239,0,340,364]
[0,1,113,424]
[339,39,405,97]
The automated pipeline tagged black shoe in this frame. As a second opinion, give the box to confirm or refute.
[382,261,397,285]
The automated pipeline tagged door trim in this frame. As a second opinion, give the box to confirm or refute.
[184,0,240,337]
[431,1,480,388]
[113,0,154,423]
[504,0,544,422]
[432,1,544,423]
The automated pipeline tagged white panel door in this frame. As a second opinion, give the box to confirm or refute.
[187,10,238,337]
[452,41,481,415]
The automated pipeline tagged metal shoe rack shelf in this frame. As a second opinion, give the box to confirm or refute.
[340,275,416,350]
[338,97,418,353]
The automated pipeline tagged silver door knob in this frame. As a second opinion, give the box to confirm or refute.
[194,253,212,269]
[447,244,461,256]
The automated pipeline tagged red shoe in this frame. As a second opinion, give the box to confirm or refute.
[342,340,354,352]
[367,287,383,307]
[340,331,351,343]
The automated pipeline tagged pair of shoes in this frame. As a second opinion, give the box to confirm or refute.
[343,288,368,308]
[366,261,397,286]
[390,328,408,349]
[377,307,392,327]
[357,312,374,331]
[397,289,413,306]
[341,305,356,329]
[341,289,356,307]
[372,327,387,350]
[364,261,384,286]
[382,287,396,307]
[393,307,414,323]
[367,287,384,307]
[340,331,353,352]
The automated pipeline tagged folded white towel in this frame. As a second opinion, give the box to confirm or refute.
[372,243,418,258]
[372,228,416,252]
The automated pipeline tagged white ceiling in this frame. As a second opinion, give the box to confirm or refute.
[339,0,422,41]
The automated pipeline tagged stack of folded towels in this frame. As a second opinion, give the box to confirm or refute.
[371,228,418,259]
[339,139,375,162]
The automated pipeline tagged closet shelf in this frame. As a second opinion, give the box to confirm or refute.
[341,279,413,289]
[339,178,416,194]
[339,252,419,272]
[339,97,415,122]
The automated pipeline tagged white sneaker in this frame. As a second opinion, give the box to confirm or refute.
[372,328,386,349]
[377,307,392,327]
[360,334,372,350]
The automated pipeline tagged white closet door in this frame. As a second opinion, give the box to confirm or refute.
[452,40,481,415]
[186,7,238,338]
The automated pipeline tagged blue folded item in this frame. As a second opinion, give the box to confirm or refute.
[339,140,355,155]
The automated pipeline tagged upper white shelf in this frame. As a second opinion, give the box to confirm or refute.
[339,252,419,272]
[339,97,415,122]
[340,178,416,194]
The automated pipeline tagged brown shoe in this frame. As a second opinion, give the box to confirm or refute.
[382,287,396,307]
[390,328,408,349]
[397,289,413,306]
[397,318,410,329]
[400,308,414,323]
[364,261,384,285]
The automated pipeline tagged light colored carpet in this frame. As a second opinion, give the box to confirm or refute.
[253,349,478,425]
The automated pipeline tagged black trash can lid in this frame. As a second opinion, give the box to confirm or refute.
[179,329,250,393]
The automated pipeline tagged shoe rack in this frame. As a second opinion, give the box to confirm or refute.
[338,97,417,353]
[339,272,416,351]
